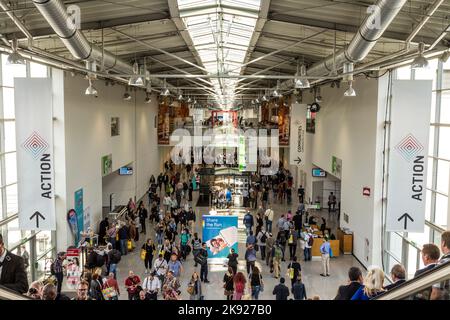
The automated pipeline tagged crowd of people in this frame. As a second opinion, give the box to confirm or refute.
[0,160,449,301]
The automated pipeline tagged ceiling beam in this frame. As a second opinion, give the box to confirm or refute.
[4,11,171,40]
[267,13,439,45]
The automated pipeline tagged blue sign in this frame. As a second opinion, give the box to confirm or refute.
[74,188,83,244]
[202,215,238,259]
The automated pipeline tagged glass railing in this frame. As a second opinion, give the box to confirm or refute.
[375,260,450,300]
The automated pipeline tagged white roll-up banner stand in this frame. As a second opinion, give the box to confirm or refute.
[15,78,56,230]
[386,80,432,232]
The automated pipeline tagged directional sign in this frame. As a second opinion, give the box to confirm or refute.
[15,79,55,231]
[290,104,307,167]
[386,80,432,232]
[29,211,46,228]
[397,213,414,230]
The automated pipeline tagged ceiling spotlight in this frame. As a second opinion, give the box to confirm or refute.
[411,42,429,69]
[310,102,321,113]
[85,79,98,96]
[7,39,25,65]
[294,64,310,89]
[344,81,356,97]
[261,92,268,102]
[187,96,192,103]
[439,50,450,63]
[160,78,170,96]
[315,87,322,103]
[145,93,152,104]
[123,87,132,101]
[177,90,184,101]
[272,80,282,97]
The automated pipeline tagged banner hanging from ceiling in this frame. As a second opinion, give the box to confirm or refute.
[386,80,432,233]
[289,104,307,168]
[15,78,55,230]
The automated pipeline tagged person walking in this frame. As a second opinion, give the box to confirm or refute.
[243,211,254,236]
[273,277,290,300]
[249,266,263,300]
[188,272,202,300]
[303,229,313,261]
[142,271,160,300]
[287,227,298,260]
[292,276,307,300]
[287,256,302,288]
[264,206,274,233]
[137,201,148,234]
[320,237,331,277]
[223,267,235,300]
[233,272,247,300]
[180,228,191,261]
[153,254,168,285]
[197,243,209,283]
[244,244,257,275]
[256,228,269,260]
[142,239,156,274]
[124,270,141,300]
[227,248,239,275]
[272,242,283,279]
[191,233,202,267]
[103,272,120,300]
[52,252,66,295]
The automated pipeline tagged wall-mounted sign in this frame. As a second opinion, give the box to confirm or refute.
[15,79,55,231]
[101,154,112,176]
[331,156,342,180]
[363,187,371,197]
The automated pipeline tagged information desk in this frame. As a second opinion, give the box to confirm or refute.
[311,238,340,258]
[337,228,353,254]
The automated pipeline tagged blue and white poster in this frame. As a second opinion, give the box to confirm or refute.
[202,215,238,260]
[74,188,84,244]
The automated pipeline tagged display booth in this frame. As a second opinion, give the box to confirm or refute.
[211,167,250,208]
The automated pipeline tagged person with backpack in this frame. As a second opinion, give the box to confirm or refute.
[197,243,209,283]
[272,242,283,279]
[249,266,264,300]
[303,230,314,261]
[191,233,202,267]
[287,226,299,260]
[264,206,274,233]
[107,244,121,279]
[180,228,191,261]
[287,256,302,288]
[243,211,254,236]
[256,228,269,260]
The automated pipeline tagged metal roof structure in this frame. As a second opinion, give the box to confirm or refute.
[0,0,449,106]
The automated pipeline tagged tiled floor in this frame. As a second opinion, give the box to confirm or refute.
[112,190,363,300]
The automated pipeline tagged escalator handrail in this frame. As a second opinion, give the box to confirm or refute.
[375,260,450,300]
[0,285,32,300]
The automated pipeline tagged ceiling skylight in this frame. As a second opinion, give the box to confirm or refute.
[177,0,262,109]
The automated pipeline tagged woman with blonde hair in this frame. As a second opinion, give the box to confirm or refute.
[351,266,385,300]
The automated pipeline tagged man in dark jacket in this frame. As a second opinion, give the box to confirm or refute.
[384,264,406,291]
[197,243,209,283]
[292,277,307,300]
[334,267,363,300]
[414,243,440,278]
[272,277,290,300]
[0,233,28,294]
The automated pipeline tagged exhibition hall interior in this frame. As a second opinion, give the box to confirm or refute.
[0,0,450,302]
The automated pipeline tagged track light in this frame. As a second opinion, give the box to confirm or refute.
[344,81,356,97]
[7,39,25,65]
[123,87,131,101]
[145,93,152,104]
[177,90,184,101]
[128,62,145,87]
[187,96,192,103]
[160,78,170,96]
[411,42,429,69]
[294,64,310,89]
[85,79,98,96]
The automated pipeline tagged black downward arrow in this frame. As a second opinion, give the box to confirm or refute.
[30,211,45,228]
[397,213,414,230]
[295,157,302,165]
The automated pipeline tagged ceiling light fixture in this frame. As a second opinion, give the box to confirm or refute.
[439,50,450,63]
[344,81,356,97]
[7,38,25,65]
[160,78,170,96]
[411,42,429,69]
[272,80,282,98]
[128,62,145,87]
[145,93,152,104]
[294,64,310,89]
[85,79,98,96]
[315,87,322,103]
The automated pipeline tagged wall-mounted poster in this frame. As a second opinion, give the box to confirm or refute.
[202,215,238,262]
[111,117,120,136]
[101,154,112,176]
[331,156,342,180]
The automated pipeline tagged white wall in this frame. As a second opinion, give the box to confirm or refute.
[302,77,386,267]
[53,71,161,250]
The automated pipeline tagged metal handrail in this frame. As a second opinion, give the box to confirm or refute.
[376,260,450,300]
[0,285,31,300]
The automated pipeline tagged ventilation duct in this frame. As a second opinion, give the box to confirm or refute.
[32,0,174,92]
[307,0,407,77]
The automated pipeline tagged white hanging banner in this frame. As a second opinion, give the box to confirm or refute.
[15,78,55,230]
[289,103,307,168]
[386,80,432,232]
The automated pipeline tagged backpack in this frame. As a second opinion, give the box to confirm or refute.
[260,232,267,244]
[181,233,189,245]
[110,249,121,264]
[307,236,314,247]
[274,246,283,259]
